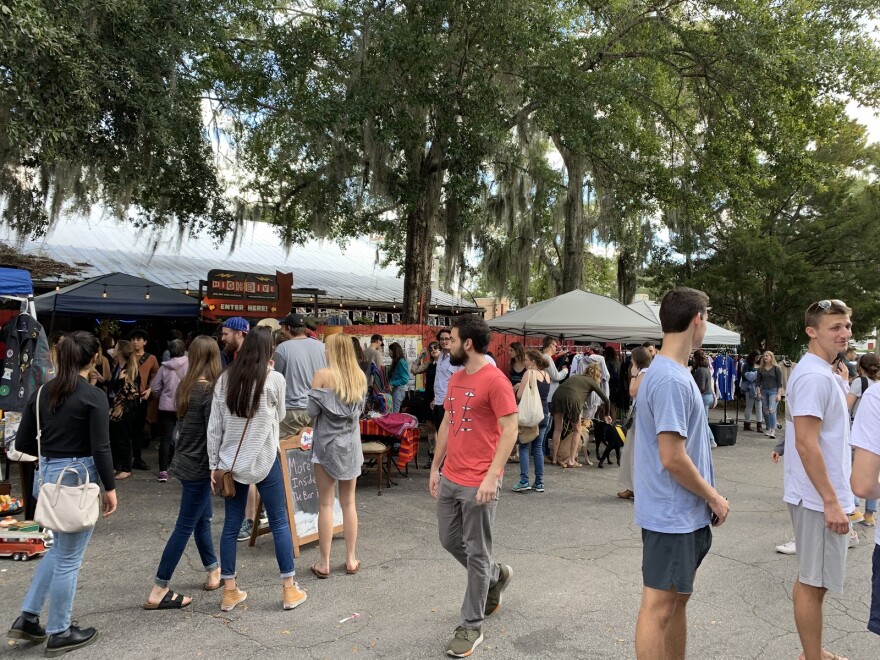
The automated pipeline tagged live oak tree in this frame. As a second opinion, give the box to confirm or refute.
[204,0,560,322]
[0,0,232,237]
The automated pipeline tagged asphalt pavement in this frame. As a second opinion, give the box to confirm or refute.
[3,413,880,659]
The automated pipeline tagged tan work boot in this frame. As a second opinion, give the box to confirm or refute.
[283,582,307,610]
[220,588,247,612]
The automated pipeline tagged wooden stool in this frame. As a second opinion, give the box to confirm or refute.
[361,441,392,495]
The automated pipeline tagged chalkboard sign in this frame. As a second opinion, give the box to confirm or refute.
[279,431,343,557]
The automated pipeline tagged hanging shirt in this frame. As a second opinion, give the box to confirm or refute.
[712,355,736,401]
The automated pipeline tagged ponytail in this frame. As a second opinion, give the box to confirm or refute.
[49,331,100,411]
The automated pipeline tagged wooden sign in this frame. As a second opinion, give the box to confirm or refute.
[201,270,293,321]
[279,430,343,557]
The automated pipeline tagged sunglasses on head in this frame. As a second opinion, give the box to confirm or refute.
[813,299,847,310]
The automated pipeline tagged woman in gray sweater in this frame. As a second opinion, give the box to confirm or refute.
[757,351,784,440]
[144,336,221,610]
[307,333,368,579]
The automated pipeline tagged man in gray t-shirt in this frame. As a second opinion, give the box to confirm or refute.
[363,334,384,371]
[274,314,326,436]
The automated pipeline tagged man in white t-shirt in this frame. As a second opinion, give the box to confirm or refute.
[783,299,854,660]
[851,382,880,636]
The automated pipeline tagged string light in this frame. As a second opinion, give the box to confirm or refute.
[145,287,151,300]
[185,282,190,295]
[55,279,60,292]
[102,286,108,299]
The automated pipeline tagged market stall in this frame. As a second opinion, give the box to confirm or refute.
[0,268,54,520]
[627,299,740,346]
[487,289,663,342]
[35,272,199,321]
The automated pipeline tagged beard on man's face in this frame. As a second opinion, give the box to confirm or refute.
[449,346,469,366]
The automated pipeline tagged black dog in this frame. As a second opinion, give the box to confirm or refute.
[593,419,625,468]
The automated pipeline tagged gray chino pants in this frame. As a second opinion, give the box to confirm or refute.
[437,475,502,629]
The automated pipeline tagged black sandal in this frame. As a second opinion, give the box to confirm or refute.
[143,591,191,610]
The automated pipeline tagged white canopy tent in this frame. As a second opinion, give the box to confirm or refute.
[627,300,741,347]
[487,290,663,342]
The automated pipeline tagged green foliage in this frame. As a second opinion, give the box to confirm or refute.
[0,0,232,236]
[648,120,880,357]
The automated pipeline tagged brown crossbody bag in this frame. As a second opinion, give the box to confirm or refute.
[215,418,251,499]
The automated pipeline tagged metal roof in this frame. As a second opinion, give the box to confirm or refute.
[0,213,479,311]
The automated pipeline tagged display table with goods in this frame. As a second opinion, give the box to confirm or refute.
[359,415,420,472]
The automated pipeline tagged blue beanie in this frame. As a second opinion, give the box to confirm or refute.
[223,317,250,334]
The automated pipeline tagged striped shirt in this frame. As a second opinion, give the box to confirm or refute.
[207,370,286,484]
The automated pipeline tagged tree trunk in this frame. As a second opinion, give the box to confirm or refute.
[553,136,587,293]
[617,247,638,304]
[401,141,444,323]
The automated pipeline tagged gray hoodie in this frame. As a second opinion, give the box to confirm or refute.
[307,388,364,481]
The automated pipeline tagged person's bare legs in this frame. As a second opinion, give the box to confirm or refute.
[565,429,583,466]
[551,412,564,465]
[338,477,359,571]
[313,464,336,574]
[793,580,843,660]
[635,585,690,660]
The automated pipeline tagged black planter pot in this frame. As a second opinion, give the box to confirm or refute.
[709,422,738,447]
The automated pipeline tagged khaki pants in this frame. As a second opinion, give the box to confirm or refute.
[279,409,313,438]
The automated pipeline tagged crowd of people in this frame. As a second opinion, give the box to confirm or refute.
[5,293,880,659]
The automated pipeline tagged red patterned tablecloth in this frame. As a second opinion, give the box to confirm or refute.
[359,419,419,470]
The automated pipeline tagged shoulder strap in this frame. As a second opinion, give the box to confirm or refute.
[860,376,868,393]
[228,417,251,472]
[35,385,44,485]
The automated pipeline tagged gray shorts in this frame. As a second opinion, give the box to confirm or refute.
[641,526,712,594]
[788,502,847,593]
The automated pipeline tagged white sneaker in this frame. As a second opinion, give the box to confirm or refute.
[775,540,797,555]
[848,529,860,549]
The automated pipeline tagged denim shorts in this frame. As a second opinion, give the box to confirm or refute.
[642,526,712,594]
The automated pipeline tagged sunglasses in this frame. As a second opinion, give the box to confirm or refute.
[813,299,847,310]
[439,337,451,341]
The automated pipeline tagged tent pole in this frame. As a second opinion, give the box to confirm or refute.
[49,293,57,336]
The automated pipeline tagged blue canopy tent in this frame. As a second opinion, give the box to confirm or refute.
[35,272,199,319]
[0,268,34,297]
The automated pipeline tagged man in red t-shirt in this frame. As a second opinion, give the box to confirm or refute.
[429,316,518,658]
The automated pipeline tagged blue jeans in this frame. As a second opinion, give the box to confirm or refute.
[21,457,98,635]
[391,386,406,413]
[762,389,779,431]
[744,391,763,423]
[519,416,547,485]
[855,497,878,514]
[219,456,295,580]
[701,392,714,420]
[539,412,553,457]
[155,478,218,587]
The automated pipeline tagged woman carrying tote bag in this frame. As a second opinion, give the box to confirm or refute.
[6,331,117,657]
[207,327,305,613]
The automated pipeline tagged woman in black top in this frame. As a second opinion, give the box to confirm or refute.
[508,342,527,386]
[144,336,222,610]
[107,340,141,479]
[7,331,116,656]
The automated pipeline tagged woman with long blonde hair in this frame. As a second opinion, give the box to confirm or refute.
[757,350,784,439]
[307,333,368,578]
[108,339,141,479]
